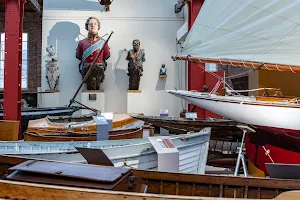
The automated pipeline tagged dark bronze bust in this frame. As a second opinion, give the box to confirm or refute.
[126,39,146,90]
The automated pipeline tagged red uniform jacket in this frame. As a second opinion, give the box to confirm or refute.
[76,35,110,64]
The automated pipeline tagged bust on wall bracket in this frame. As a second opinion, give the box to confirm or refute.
[159,64,167,78]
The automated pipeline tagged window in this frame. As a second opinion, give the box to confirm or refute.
[205,63,217,72]
[0,33,28,89]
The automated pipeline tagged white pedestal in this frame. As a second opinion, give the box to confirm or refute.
[81,90,105,115]
[41,90,60,107]
[127,90,143,113]
[148,136,179,173]
[160,109,169,135]
[143,129,150,138]
[93,116,109,141]
[100,112,113,131]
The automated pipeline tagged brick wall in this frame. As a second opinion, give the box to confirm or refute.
[0,12,42,92]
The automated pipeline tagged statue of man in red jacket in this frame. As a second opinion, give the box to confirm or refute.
[76,16,110,90]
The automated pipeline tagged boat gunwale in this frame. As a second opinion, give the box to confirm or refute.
[45,117,95,127]
[25,126,143,137]
[131,115,236,123]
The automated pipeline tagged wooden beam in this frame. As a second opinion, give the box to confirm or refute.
[173,55,300,73]
[27,0,41,12]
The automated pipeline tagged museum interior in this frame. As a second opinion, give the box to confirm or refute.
[1,0,300,199]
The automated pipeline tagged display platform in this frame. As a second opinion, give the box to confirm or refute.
[127,90,143,113]
[81,90,105,115]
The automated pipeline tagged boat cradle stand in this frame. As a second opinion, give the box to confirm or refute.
[234,125,256,177]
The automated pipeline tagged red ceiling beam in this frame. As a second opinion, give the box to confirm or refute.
[4,0,25,138]
[186,0,205,117]
[185,0,223,118]
[186,0,205,91]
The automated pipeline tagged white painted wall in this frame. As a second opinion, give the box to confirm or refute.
[41,0,187,116]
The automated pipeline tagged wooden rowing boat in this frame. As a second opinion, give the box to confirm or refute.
[130,115,239,131]
[0,106,82,132]
[26,112,144,133]
[1,158,300,199]
[0,129,211,174]
[131,115,243,141]
[23,127,143,142]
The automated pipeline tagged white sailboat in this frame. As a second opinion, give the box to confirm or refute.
[168,0,300,137]
[167,0,300,175]
[167,90,300,135]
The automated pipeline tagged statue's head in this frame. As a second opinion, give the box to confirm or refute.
[46,45,55,55]
[162,64,165,68]
[132,39,140,52]
[85,17,100,35]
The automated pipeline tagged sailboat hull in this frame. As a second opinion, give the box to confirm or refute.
[246,137,300,176]
[167,90,300,134]
[167,90,300,175]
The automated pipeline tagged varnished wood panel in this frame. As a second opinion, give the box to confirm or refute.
[0,120,19,141]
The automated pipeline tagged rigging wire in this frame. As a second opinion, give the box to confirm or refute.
[173,45,263,97]
[176,42,186,110]
[183,55,236,93]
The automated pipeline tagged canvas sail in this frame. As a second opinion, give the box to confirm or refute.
[174,0,300,72]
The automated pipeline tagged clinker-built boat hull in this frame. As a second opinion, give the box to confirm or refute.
[0,128,211,175]
[23,127,144,142]
[27,113,144,134]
